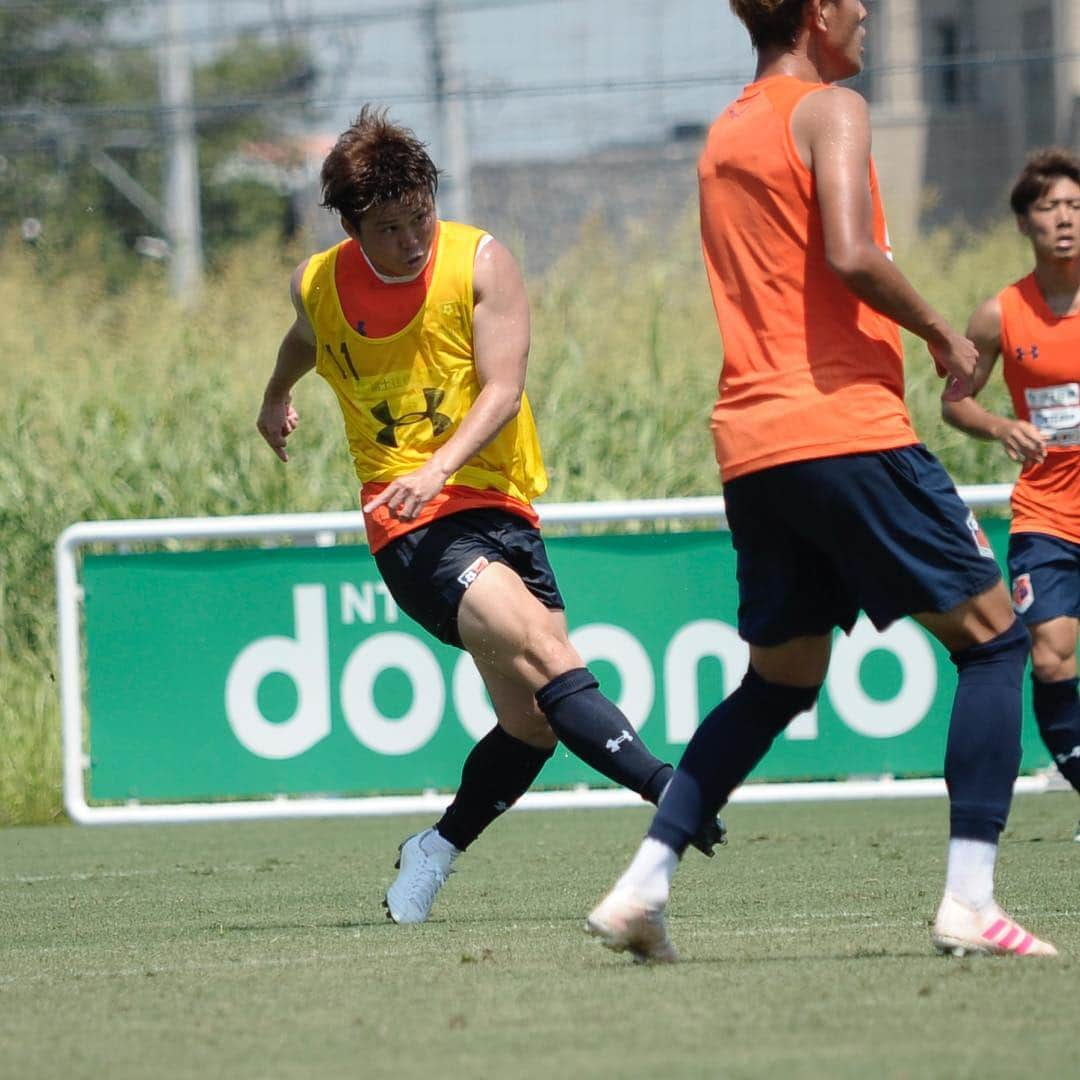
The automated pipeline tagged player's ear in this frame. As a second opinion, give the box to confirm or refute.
[341,214,360,242]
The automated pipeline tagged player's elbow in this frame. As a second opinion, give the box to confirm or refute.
[501,389,523,422]
[824,244,871,284]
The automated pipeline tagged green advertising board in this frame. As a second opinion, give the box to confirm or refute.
[78,517,1050,806]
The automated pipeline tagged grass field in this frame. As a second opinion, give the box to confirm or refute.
[2,793,1076,1079]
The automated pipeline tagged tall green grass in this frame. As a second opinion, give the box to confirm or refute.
[1,215,1035,824]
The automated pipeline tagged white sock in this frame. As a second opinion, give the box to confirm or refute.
[944,838,997,911]
[613,837,679,908]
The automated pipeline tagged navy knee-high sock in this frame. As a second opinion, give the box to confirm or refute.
[535,668,672,804]
[648,667,819,855]
[1032,675,1080,792]
[945,619,1028,843]
[436,725,555,850]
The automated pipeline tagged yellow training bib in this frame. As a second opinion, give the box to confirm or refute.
[301,221,547,505]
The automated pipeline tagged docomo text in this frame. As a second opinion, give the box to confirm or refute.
[225,584,939,760]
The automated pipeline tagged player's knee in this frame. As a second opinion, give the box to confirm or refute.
[742,666,821,737]
[519,624,577,683]
[952,617,1029,673]
[497,709,557,750]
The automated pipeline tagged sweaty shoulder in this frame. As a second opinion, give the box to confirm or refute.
[791,84,869,169]
[473,235,521,301]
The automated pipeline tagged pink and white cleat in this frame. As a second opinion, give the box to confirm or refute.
[931,893,1058,958]
[586,888,678,964]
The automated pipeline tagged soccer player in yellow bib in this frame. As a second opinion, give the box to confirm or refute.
[943,148,1080,840]
[256,107,724,925]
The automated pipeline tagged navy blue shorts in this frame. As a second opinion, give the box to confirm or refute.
[723,445,1002,646]
[373,508,565,647]
[1007,531,1080,624]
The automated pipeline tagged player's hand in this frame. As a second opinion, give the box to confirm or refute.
[363,461,451,520]
[997,419,1047,465]
[929,332,979,402]
[256,397,299,462]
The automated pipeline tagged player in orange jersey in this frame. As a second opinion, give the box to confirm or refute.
[257,107,723,926]
[943,148,1080,840]
[587,0,1057,962]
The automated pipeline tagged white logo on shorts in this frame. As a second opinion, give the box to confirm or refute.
[1012,572,1035,615]
[965,511,995,559]
[456,556,490,588]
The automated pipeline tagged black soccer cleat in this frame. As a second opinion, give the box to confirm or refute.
[688,815,727,857]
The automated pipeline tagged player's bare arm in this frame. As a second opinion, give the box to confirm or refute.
[795,85,977,399]
[257,260,316,462]
[941,296,1047,464]
[363,238,530,518]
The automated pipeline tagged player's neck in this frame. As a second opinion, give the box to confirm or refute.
[755,52,818,83]
[1033,257,1080,316]
[754,39,828,85]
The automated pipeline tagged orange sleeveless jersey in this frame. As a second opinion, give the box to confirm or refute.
[699,76,916,481]
[999,273,1080,545]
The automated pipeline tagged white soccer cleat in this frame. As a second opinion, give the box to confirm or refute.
[585,887,678,964]
[931,892,1058,958]
[1074,819,1080,843]
[382,828,457,925]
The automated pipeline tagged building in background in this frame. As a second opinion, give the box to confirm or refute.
[869,0,1080,239]
[88,0,1080,269]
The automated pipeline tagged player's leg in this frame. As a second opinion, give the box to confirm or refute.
[1029,617,1080,801]
[384,665,556,925]
[588,466,837,961]
[378,510,719,925]
[433,657,557,854]
[376,512,560,923]
[458,562,675,804]
[916,584,1055,956]
[887,456,1058,956]
[1008,532,1080,808]
[458,523,727,854]
[586,633,828,962]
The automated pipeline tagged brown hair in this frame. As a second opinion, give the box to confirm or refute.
[730,0,807,50]
[320,105,440,227]
[1009,147,1080,216]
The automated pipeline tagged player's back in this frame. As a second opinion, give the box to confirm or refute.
[699,75,914,482]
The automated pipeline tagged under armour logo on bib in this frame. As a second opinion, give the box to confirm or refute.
[1015,344,1040,362]
[371,388,452,447]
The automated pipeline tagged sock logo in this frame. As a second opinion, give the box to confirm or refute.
[605,729,634,753]
[1055,745,1080,765]
[1011,572,1034,614]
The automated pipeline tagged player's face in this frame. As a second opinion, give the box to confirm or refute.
[1020,176,1080,263]
[354,195,437,278]
[817,0,868,82]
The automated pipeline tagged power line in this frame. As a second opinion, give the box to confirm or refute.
[3,45,1080,125]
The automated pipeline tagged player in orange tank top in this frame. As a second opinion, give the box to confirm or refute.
[943,148,1080,837]
[588,0,1056,964]
[256,107,724,927]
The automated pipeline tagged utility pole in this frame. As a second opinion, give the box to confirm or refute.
[426,0,472,223]
[160,0,204,300]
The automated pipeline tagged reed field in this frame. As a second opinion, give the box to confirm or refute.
[2,214,1034,825]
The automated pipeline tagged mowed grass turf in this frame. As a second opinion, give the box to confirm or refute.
[1,792,1076,1080]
